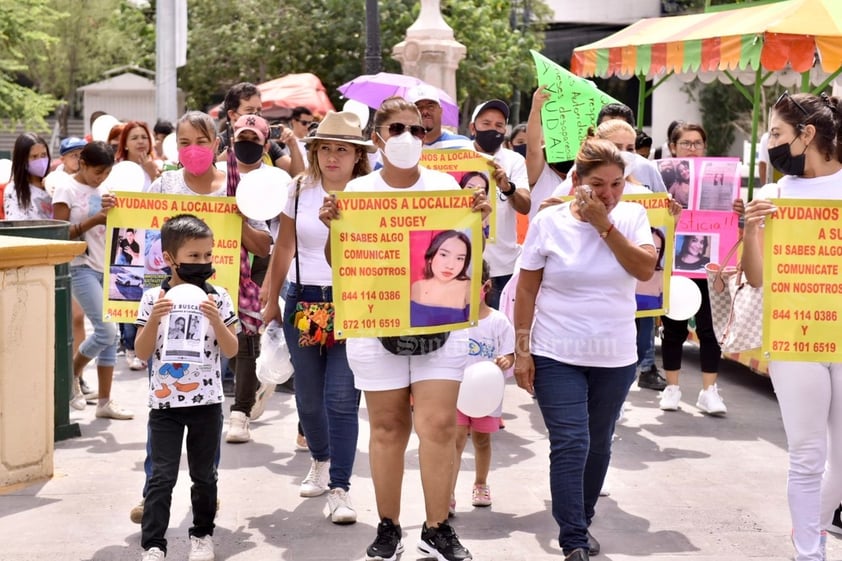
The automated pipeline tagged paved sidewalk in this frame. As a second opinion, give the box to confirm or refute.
[1,348,839,560]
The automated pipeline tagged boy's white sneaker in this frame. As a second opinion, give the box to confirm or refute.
[188,535,214,561]
[141,547,165,561]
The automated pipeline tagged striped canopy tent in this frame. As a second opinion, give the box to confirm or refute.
[571,0,842,196]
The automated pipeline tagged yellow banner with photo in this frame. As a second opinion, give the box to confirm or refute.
[330,190,482,338]
[555,192,674,317]
[622,193,675,318]
[102,191,243,323]
[762,199,842,361]
[420,148,497,242]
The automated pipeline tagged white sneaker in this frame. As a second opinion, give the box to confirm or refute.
[696,384,727,415]
[95,400,134,420]
[225,411,250,443]
[300,459,331,497]
[70,377,86,410]
[659,385,682,411]
[129,355,146,371]
[141,547,165,561]
[249,382,275,421]
[327,487,357,524]
[188,534,215,561]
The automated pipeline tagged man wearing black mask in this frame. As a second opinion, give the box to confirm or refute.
[470,99,530,309]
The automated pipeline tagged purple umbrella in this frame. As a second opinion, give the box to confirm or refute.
[337,72,460,127]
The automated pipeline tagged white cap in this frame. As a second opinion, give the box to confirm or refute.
[406,84,441,105]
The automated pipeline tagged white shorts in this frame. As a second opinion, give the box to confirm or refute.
[347,329,468,391]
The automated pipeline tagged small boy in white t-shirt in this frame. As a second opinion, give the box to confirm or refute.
[451,260,515,514]
[134,214,239,561]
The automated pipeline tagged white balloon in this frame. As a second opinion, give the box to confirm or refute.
[0,159,11,183]
[166,283,208,307]
[91,114,121,142]
[665,275,703,321]
[235,166,291,221]
[342,99,370,129]
[102,161,146,193]
[162,132,179,163]
[457,361,505,418]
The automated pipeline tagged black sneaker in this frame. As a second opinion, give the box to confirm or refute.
[637,366,667,391]
[564,548,589,561]
[366,518,404,561]
[830,503,842,535]
[586,530,600,556]
[417,520,472,561]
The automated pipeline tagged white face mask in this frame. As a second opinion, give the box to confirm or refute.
[381,132,423,169]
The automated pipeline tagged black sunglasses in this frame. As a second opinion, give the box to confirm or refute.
[378,122,427,140]
[296,118,314,126]
[774,91,810,117]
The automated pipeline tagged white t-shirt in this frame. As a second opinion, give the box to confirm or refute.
[3,182,52,220]
[482,146,529,277]
[145,169,271,235]
[136,284,238,410]
[774,167,842,200]
[44,169,74,197]
[629,154,667,193]
[465,308,515,417]
[52,177,108,271]
[520,201,654,367]
[345,166,460,193]
[529,164,563,220]
[283,178,332,286]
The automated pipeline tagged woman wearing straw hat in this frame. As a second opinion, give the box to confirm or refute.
[263,111,375,524]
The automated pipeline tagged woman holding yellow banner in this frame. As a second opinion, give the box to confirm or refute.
[261,111,375,525]
[514,138,657,561]
[320,97,489,561]
[742,91,842,561]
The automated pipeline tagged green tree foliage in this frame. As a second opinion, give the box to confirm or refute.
[179,0,548,121]
[0,0,62,130]
[24,0,155,111]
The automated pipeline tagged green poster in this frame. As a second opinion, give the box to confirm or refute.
[531,50,621,163]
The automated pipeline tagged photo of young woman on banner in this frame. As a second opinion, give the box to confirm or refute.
[420,148,497,241]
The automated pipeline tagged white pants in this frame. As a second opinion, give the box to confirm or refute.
[770,360,842,561]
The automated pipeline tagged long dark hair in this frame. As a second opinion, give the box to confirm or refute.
[11,132,50,210]
[678,234,708,259]
[422,230,471,280]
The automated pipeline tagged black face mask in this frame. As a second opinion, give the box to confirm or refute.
[175,262,215,288]
[475,129,505,154]
[768,138,806,176]
[512,144,527,157]
[233,141,264,165]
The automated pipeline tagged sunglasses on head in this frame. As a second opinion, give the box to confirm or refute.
[378,122,427,140]
[774,91,810,117]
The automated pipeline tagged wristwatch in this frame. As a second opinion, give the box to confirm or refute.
[502,182,517,197]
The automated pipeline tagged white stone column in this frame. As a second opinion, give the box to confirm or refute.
[392,0,466,102]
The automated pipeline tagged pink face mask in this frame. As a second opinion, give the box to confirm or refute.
[178,145,215,176]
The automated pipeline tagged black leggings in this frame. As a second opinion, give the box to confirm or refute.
[661,277,721,373]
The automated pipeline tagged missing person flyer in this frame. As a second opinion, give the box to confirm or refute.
[330,190,483,338]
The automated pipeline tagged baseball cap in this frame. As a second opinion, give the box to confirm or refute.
[233,114,269,144]
[59,137,87,156]
[405,84,441,105]
[471,99,510,123]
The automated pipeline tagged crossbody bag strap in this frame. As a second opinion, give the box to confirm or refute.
[293,177,303,291]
